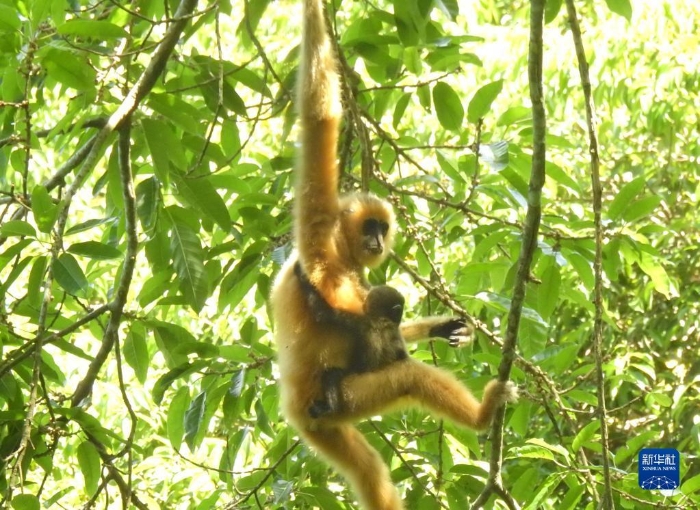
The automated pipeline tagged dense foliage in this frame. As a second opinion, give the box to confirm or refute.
[0,0,698,508]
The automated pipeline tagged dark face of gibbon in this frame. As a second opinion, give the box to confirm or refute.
[339,193,396,269]
[361,218,390,255]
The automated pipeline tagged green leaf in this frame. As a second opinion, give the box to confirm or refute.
[147,94,202,135]
[0,220,37,237]
[10,494,40,510]
[42,48,96,91]
[546,161,581,194]
[562,250,594,291]
[57,20,129,40]
[167,387,190,450]
[681,474,700,495]
[174,174,232,232]
[169,212,208,312]
[435,0,459,20]
[647,392,672,407]
[572,421,600,452]
[184,391,206,451]
[467,79,503,123]
[27,256,48,309]
[393,92,411,129]
[31,185,58,233]
[76,441,101,496]
[544,0,563,23]
[53,253,88,294]
[566,389,598,407]
[68,241,122,260]
[0,5,21,31]
[142,118,173,181]
[65,217,115,236]
[152,360,208,405]
[538,260,561,320]
[604,0,632,21]
[607,177,645,220]
[497,105,531,126]
[124,324,149,384]
[637,251,673,298]
[432,82,464,131]
[622,195,662,222]
[135,177,160,231]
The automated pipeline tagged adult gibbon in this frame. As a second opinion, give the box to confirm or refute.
[269,1,518,508]
[294,269,409,417]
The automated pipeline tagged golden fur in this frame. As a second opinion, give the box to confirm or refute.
[270,1,517,508]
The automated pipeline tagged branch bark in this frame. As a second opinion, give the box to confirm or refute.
[472,0,546,507]
[564,1,614,508]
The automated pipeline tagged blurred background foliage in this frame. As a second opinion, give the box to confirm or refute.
[0,0,698,508]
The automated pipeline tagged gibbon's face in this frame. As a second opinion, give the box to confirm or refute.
[339,193,396,269]
[362,218,389,256]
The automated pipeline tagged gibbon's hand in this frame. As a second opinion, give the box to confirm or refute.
[429,318,473,347]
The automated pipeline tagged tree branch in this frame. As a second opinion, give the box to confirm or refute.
[473,0,546,506]
[564,1,613,507]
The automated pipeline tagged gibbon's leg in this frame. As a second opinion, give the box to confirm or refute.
[332,359,516,431]
[400,316,474,347]
[301,424,404,510]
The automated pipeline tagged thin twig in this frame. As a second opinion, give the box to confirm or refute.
[564,0,613,507]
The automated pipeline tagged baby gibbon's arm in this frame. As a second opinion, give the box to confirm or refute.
[400,316,473,346]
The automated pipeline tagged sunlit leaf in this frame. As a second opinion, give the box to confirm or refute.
[124,323,149,384]
[76,441,101,496]
[10,494,40,510]
[605,0,632,20]
[0,220,36,238]
[42,48,96,90]
[467,79,503,123]
[167,387,190,450]
[184,391,206,451]
[608,177,645,220]
[169,211,208,312]
[31,186,58,233]
[432,82,463,131]
[57,20,129,39]
[68,241,122,260]
[174,174,232,232]
[53,253,88,294]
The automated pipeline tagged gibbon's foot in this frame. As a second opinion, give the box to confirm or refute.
[309,400,332,418]
[429,318,474,347]
[488,379,519,405]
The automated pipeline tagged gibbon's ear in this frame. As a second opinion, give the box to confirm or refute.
[339,193,396,269]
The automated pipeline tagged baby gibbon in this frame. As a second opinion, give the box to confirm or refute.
[295,264,408,417]
[269,1,518,508]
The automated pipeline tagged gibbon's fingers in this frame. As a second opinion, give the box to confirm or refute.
[333,359,510,430]
[448,328,475,348]
[301,424,404,510]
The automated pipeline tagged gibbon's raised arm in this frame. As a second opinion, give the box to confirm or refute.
[295,0,342,271]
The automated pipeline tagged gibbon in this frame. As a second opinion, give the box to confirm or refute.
[269,1,518,509]
[293,270,408,417]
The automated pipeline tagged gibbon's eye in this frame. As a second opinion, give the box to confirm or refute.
[362,218,389,236]
[388,303,403,324]
[362,218,389,254]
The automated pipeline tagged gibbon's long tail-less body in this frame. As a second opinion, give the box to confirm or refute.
[269,0,518,508]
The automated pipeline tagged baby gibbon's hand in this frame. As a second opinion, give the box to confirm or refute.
[429,318,474,347]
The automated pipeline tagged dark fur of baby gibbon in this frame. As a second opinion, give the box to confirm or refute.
[294,266,408,417]
[270,1,518,508]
